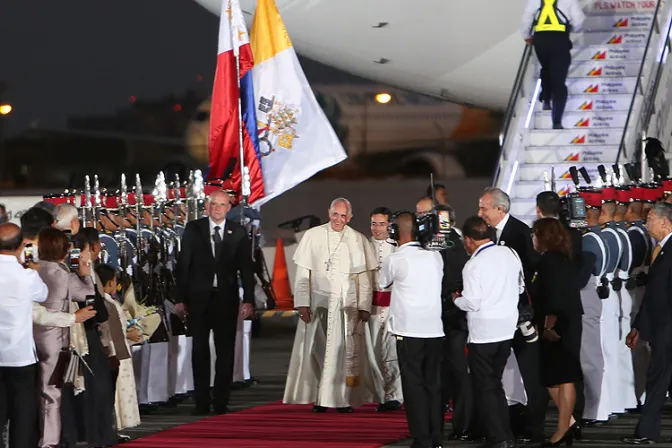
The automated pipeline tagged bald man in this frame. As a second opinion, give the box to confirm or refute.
[175,190,255,415]
[380,212,445,448]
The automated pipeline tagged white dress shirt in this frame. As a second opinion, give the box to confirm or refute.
[209,218,226,287]
[495,213,511,244]
[520,0,586,39]
[379,242,444,338]
[0,254,49,367]
[657,231,672,249]
[454,242,523,344]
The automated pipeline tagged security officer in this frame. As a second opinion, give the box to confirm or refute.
[613,187,638,411]
[597,186,626,416]
[578,189,612,425]
[520,0,585,129]
[625,186,652,405]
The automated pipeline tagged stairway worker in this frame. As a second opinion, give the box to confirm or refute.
[623,203,672,444]
[521,0,585,129]
[379,212,445,448]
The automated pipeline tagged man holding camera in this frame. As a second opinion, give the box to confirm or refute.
[454,216,524,448]
[379,212,445,448]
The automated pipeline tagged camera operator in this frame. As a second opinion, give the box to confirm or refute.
[379,212,445,448]
[416,197,474,440]
[453,216,524,448]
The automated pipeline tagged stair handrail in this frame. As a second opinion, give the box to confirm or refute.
[615,0,665,163]
[630,6,672,162]
[492,44,534,186]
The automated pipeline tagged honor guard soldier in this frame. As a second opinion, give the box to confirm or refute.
[613,187,638,411]
[520,0,585,129]
[578,189,612,424]
[596,186,627,416]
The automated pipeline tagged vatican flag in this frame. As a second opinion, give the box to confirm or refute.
[249,0,347,206]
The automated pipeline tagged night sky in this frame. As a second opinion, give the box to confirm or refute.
[0,0,367,136]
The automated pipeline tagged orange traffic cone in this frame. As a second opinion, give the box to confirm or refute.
[272,238,293,310]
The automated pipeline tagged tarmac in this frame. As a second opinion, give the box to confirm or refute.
[124,317,672,448]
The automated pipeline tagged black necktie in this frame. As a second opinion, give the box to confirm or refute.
[213,226,223,260]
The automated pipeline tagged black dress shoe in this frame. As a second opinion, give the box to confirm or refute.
[230,381,247,391]
[623,437,656,444]
[517,436,543,445]
[582,419,606,427]
[117,434,132,443]
[489,441,516,448]
[336,406,354,413]
[376,400,402,412]
[245,377,260,386]
[191,407,211,416]
[213,406,232,415]
[543,101,552,111]
[448,431,476,441]
[312,405,328,413]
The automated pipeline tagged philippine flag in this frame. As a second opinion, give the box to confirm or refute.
[249,0,347,206]
[208,0,265,204]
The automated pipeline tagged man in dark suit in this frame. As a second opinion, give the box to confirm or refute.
[175,190,255,415]
[417,197,474,440]
[624,203,672,444]
[478,187,546,444]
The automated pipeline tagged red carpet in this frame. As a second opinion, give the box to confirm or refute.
[122,402,452,447]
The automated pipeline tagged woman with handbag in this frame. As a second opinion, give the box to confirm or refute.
[531,218,584,447]
[35,228,94,448]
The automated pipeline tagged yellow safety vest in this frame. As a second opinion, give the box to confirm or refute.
[534,0,567,32]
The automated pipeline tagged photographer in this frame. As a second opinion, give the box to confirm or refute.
[416,197,473,439]
[379,212,445,448]
[453,216,523,448]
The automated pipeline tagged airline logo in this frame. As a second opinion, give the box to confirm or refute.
[571,135,586,144]
[564,153,580,161]
[575,118,591,127]
[560,170,573,179]
[614,18,629,27]
[588,67,603,76]
[592,51,607,59]
[584,84,600,93]
[608,35,623,44]
[578,101,593,110]
[558,187,571,197]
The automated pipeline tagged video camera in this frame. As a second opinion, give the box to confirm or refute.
[416,205,454,251]
[561,167,587,229]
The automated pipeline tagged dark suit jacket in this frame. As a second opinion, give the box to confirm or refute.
[175,217,255,314]
[441,229,470,329]
[633,236,672,343]
[497,215,539,286]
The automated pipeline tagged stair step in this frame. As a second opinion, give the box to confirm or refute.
[584,1,658,14]
[583,13,653,31]
[567,77,638,94]
[534,94,640,112]
[519,164,602,182]
[510,200,541,218]
[528,128,624,146]
[523,145,620,164]
[512,180,579,199]
[572,45,646,60]
[534,110,628,129]
[573,30,649,46]
[566,60,641,77]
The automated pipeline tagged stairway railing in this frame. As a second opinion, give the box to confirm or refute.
[615,0,669,163]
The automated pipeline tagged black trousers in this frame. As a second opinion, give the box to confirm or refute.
[469,340,513,444]
[441,328,473,433]
[190,290,240,412]
[397,336,444,448]
[511,333,548,439]
[635,339,672,441]
[534,32,571,126]
[0,363,38,448]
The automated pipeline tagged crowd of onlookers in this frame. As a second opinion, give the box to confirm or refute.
[0,201,142,448]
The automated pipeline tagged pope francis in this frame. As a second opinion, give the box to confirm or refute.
[283,198,378,412]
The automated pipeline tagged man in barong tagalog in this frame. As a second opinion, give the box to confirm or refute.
[283,198,377,413]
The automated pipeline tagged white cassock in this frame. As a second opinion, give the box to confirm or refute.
[364,237,403,404]
[283,224,377,408]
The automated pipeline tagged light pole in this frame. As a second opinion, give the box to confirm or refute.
[0,104,12,182]
[362,92,392,155]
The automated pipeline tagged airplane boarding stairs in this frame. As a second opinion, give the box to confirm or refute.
[494,0,672,224]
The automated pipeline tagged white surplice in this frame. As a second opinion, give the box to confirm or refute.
[364,237,403,404]
[283,224,377,408]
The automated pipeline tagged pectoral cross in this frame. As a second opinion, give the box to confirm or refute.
[325,259,332,272]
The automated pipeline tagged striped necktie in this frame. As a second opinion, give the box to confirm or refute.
[652,245,662,263]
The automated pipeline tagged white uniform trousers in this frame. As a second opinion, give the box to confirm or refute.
[580,277,611,421]
[604,283,624,414]
[617,281,638,410]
